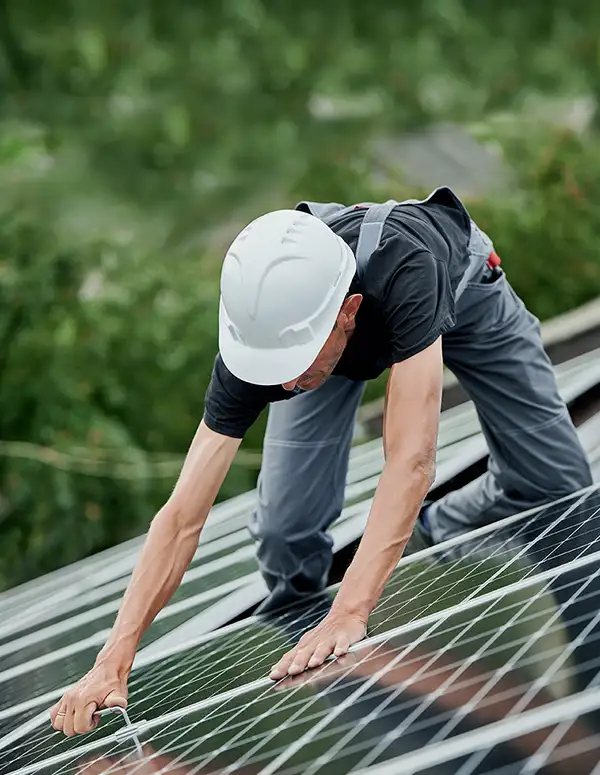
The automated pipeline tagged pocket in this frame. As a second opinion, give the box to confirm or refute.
[455,268,521,331]
[466,266,506,292]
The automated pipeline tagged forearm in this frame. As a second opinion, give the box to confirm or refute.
[95,505,203,672]
[333,457,433,620]
[96,421,241,673]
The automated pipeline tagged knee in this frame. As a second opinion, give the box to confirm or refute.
[537,457,593,500]
[249,507,333,572]
[513,466,592,511]
[248,508,285,547]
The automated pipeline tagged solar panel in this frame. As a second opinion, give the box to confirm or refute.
[2,350,600,774]
[3,481,600,774]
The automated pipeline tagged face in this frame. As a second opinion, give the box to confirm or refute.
[282,294,362,392]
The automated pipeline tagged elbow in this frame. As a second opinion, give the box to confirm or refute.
[420,455,437,490]
[390,449,436,493]
[411,453,436,492]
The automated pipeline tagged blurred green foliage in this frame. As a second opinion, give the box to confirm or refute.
[1,1,600,590]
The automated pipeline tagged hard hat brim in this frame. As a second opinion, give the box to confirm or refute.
[218,250,356,387]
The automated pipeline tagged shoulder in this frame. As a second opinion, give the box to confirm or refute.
[203,354,291,438]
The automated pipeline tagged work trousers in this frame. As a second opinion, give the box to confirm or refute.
[248,223,593,613]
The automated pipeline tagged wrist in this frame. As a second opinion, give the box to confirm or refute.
[95,636,136,677]
[330,593,372,624]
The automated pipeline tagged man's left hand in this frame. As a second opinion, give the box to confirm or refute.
[269,611,367,681]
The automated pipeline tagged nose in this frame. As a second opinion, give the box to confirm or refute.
[282,379,299,391]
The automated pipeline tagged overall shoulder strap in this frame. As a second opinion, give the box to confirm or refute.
[354,200,398,280]
[297,198,399,280]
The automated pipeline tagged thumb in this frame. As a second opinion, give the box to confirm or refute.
[103,688,128,710]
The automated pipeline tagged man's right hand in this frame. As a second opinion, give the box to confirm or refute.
[49,661,129,737]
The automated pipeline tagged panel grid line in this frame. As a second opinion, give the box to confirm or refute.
[349,689,600,775]
[4,556,600,775]
[311,580,557,774]
[453,600,600,773]
[4,487,600,773]
[352,562,600,774]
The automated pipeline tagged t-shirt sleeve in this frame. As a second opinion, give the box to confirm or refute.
[203,354,292,438]
[380,246,455,364]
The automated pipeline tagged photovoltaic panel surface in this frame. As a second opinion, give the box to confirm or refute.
[4,483,600,774]
[3,422,597,749]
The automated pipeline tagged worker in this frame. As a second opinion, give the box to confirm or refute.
[50,188,592,737]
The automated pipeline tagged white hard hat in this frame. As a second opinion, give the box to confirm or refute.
[218,209,356,385]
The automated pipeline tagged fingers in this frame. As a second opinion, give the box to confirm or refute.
[73,701,101,735]
[50,701,68,733]
[270,635,338,680]
[50,677,129,737]
[49,699,61,727]
[72,687,127,735]
[104,689,128,710]
[274,651,360,691]
[333,633,350,657]
[269,611,367,682]
[53,698,99,737]
[269,649,296,681]
[306,640,336,669]
[288,645,319,676]
[270,635,352,682]
[63,696,77,737]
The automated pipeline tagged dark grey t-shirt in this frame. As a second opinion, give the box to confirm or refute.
[203,187,472,438]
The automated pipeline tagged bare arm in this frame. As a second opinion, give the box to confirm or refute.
[332,337,443,618]
[51,420,241,735]
[97,420,242,668]
[270,338,443,679]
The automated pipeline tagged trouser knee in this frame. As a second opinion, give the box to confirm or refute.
[248,513,333,595]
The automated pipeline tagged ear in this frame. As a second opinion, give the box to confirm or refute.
[341,293,363,323]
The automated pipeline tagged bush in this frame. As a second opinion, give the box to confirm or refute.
[466,129,600,320]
